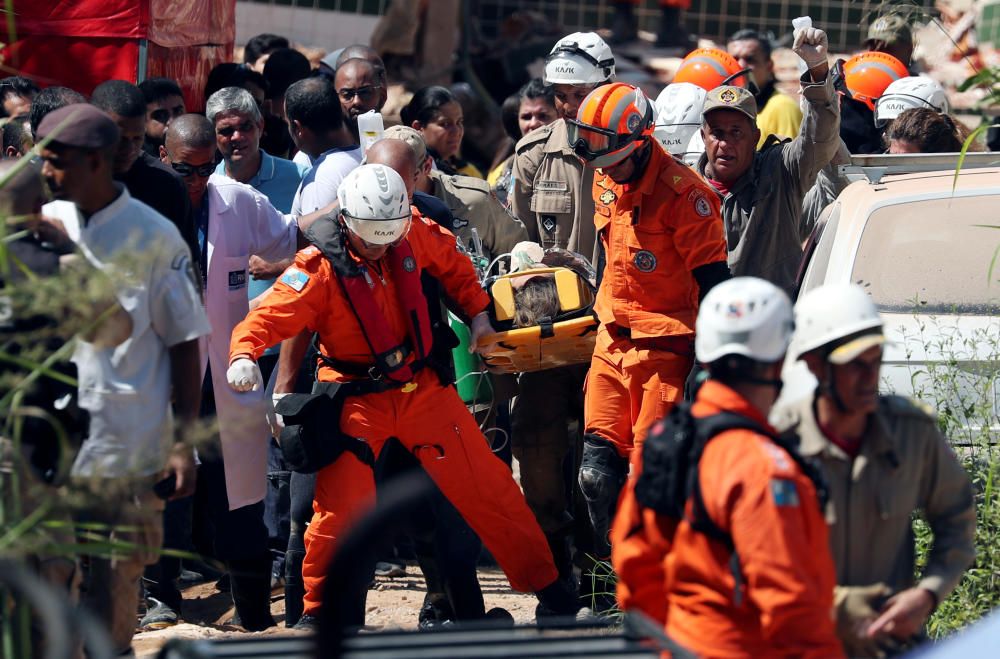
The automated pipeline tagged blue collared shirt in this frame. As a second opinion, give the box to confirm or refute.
[215,149,308,215]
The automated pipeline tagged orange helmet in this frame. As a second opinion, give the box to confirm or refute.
[843,52,908,111]
[566,82,654,169]
[673,48,747,91]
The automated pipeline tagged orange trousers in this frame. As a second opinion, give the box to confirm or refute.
[301,369,559,616]
[583,326,692,458]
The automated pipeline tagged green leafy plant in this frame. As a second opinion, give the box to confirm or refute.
[898,315,1000,638]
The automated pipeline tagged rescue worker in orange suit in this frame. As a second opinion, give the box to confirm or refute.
[611,277,844,657]
[609,0,694,50]
[567,82,730,572]
[227,164,578,627]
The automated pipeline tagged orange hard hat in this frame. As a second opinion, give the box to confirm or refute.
[566,82,654,169]
[843,52,908,111]
[673,48,747,91]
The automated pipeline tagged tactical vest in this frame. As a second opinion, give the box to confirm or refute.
[635,401,828,606]
[306,217,434,384]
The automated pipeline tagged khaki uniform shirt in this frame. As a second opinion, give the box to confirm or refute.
[428,170,528,261]
[510,119,599,265]
[697,73,841,297]
[773,394,975,602]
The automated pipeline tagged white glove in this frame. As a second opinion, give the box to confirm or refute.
[793,26,829,70]
[227,358,262,392]
[270,392,290,437]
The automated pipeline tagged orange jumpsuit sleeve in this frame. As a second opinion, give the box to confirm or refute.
[230,249,329,362]
[409,212,490,319]
[610,474,672,624]
[669,179,728,272]
[702,434,843,658]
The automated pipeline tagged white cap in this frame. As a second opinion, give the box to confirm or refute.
[544,32,615,86]
[695,277,794,364]
[337,164,412,246]
[792,283,884,361]
[653,82,706,158]
[874,76,949,127]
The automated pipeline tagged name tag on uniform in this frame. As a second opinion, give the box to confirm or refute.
[228,270,247,291]
[536,180,567,192]
[281,268,310,292]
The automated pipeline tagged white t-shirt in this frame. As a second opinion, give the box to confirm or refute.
[292,149,313,170]
[290,146,362,215]
[44,188,211,479]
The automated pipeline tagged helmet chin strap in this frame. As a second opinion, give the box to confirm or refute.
[615,140,652,184]
[819,360,850,413]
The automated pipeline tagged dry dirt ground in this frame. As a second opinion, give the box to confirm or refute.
[132,566,538,657]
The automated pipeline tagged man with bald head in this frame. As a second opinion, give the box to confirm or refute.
[335,58,388,143]
[37,104,210,654]
[156,113,307,631]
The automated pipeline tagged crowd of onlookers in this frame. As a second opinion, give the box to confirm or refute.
[0,7,994,656]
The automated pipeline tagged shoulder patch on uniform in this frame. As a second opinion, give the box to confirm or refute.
[280,268,310,292]
[689,189,714,217]
[770,478,800,507]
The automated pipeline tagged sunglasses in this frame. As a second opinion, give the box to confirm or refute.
[337,85,382,102]
[170,161,215,178]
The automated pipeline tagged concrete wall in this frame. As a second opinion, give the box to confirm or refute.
[235,2,379,50]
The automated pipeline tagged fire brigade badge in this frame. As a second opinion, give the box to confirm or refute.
[690,190,712,217]
[599,189,617,205]
[634,250,657,273]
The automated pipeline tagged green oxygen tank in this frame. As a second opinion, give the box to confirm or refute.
[449,311,488,407]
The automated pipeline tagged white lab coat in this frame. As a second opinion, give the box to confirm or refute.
[201,175,298,510]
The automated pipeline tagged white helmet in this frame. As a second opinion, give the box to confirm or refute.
[874,76,950,127]
[696,277,794,364]
[544,32,615,86]
[792,283,884,362]
[683,129,705,166]
[653,82,706,159]
[337,164,412,246]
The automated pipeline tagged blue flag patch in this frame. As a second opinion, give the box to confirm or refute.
[770,479,800,507]
[281,268,310,292]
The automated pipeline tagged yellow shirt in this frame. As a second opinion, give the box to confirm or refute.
[487,157,509,187]
[756,90,803,149]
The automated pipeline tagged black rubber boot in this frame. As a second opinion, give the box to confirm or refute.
[284,545,305,628]
[228,556,277,632]
[609,1,638,44]
[578,434,628,560]
[535,577,581,619]
[656,6,696,51]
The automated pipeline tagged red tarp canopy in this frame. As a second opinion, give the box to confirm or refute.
[2,0,235,110]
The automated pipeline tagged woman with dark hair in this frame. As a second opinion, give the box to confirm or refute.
[489,79,557,206]
[401,86,482,178]
[885,108,965,153]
